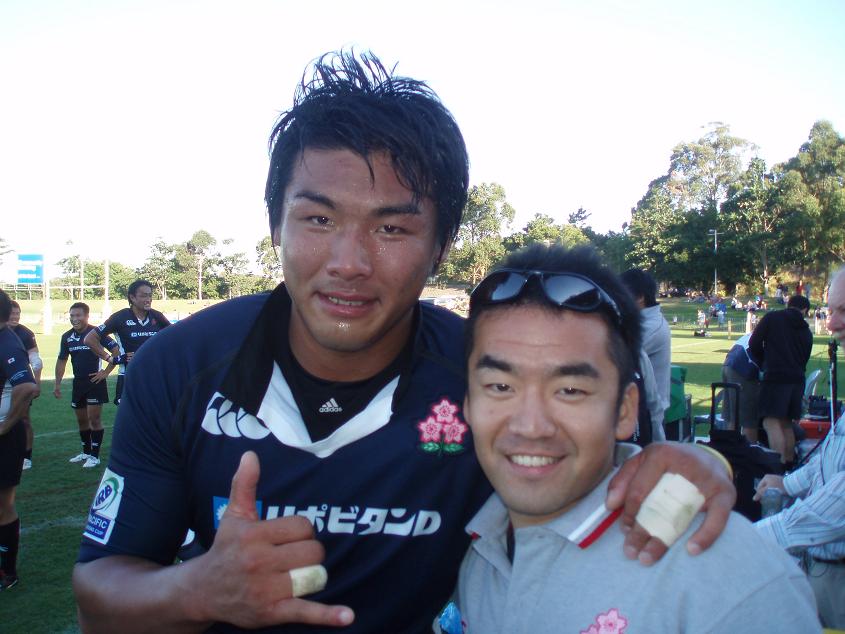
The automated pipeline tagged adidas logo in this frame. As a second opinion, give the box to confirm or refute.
[319,398,343,413]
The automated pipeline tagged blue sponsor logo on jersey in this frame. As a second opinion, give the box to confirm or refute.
[84,468,125,545]
[212,496,263,529]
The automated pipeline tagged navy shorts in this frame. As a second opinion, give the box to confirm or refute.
[0,421,27,488]
[71,378,109,409]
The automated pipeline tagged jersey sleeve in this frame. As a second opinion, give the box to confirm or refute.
[1,340,35,387]
[78,331,191,565]
[58,335,70,361]
[97,313,120,336]
[16,326,36,351]
[155,310,172,328]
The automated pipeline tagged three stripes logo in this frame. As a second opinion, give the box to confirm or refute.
[319,398,342,413]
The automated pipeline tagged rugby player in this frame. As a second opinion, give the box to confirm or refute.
[54,303,119,468]
[83,279,171,405]
[73,51,735,632]
[8,301,42,469]
[0,290,38,590]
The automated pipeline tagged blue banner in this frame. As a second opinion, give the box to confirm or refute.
[17,254,44,284]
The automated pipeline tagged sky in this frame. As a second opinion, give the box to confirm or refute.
[1,0,844,281]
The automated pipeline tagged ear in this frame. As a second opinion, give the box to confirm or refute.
[272,224,281,249]
[463,393,473,428]
[432,239,452,276]
[614,381,639,441]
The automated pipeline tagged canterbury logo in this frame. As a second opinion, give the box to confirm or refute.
[318,398,342,413]
[201,392,271,439]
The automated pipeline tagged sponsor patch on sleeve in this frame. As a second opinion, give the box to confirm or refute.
[83,468,125,545]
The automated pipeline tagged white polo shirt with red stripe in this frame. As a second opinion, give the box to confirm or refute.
[455,444,819,633]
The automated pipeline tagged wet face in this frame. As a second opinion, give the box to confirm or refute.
[827,273,845,344]
[275,148,443,379]
[69,308,89,330]
[129,286,153,313]
[465,305,637,528]
[9,307,21,327]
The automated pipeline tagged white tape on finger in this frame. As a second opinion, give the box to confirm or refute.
[635,473,705,548]
[290,564,328,597]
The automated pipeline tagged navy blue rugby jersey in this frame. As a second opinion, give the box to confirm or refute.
[11,323,36,351]
[59,326,118,378]
[97,307,170,357]
[79,284,492,633]
[1,327,36,423]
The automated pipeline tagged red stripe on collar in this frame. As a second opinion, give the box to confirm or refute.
[577,508,622,549]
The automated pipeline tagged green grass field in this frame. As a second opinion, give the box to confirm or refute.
[2,298,842,632]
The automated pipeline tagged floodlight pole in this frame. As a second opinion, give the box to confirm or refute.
[708,229,722,296]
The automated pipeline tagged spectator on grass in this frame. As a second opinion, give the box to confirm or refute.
[621,268,671,435]
[721,334,762,442]
[8,301,42,470]
[748,294,812,467]
[0,289,38,591]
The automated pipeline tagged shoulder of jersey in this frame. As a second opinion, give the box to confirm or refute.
[0,327,25,350]
[132,295,269,372]
[159,294,270,339]
[418,301,465,359]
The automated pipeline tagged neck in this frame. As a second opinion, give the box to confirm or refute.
[288,310,414,382]
[131,306,148,320]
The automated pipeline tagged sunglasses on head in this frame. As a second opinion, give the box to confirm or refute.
[470,269,623,325]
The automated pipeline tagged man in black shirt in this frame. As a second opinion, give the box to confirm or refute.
[84,279,171,405]
[8,301,41,469]
[0,290,38,590]
[55,303,119,468]
[748,294,813,467]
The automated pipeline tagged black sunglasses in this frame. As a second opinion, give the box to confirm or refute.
[470,269,623,325]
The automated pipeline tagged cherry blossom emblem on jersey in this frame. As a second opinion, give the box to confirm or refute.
[580,608,628,634]
[416,398,469,455]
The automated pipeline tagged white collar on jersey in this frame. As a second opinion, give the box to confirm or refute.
[201,362,399,459]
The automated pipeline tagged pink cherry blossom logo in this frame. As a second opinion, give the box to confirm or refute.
[417,398,468,455]
[580,608,628,634]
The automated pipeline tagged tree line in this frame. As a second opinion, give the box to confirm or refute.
[438,120,844,298]
[29,232,282,301]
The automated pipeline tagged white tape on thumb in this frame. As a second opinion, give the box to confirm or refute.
[635,473,705,548]
[290,564,328,597]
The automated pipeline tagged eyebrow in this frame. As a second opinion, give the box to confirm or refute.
[292,190,336,210]
[475,354,512,373]
[553,362,600,379]
[475,355,600,379]
[292,190,422,217]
